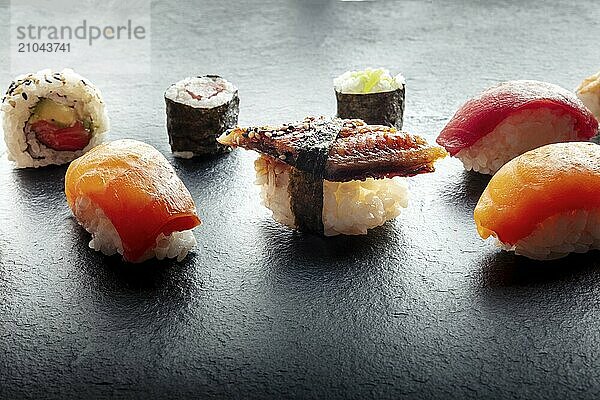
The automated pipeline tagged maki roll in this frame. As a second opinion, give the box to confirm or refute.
[436,80,598,175]
[218,117,446,236]
[576,70,600,122]
[1,69,109,168]
[474,142,600,260]
[334,68,405,129]
[65,139,201,263]
[165,75,239,158]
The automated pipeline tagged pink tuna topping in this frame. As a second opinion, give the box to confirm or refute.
[436,80,598,156]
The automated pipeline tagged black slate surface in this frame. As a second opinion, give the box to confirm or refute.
[1,1,600,399]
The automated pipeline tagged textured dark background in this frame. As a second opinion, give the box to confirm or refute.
[1,1,600,399]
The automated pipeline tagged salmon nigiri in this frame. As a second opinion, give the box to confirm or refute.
[65,139,201,263]
[474,142,600,260]
[437,80,598,174]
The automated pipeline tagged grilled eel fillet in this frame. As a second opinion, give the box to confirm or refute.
[217,116,447,182]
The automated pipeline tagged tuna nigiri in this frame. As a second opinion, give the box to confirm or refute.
[65,139,201,263]
[474,142,600,260]
[437,80,598,174]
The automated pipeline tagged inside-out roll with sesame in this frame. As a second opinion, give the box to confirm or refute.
[1,69,109,168]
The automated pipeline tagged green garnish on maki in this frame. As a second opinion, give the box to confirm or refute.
[334,67,406,129]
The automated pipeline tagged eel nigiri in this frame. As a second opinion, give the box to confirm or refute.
[65,139,201,263]
[218,116,446,236]
[474,142,600,260]
[437,80,598,175]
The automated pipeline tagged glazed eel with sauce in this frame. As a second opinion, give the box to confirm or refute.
[219,116,446,234]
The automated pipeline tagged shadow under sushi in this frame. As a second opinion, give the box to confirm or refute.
[68,219,201,293]
[475,250,600,289]
[255,218,407,274]
[20,218,207,343]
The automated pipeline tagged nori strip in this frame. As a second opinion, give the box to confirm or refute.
[286,119,340,233]
[335,87,405,129]
[220,117,341,176]
[288,166,324,234]
[165,77,239,156]
[292,118,341,176]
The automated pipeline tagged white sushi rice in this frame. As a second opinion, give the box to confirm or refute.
[456,108,578,175]
[576,70,600,122]
[322,176,409,235]
[165,76,237,108]
[254,155,409,235]
[334,67,405,94]
[254,155,295,227]
[1,68,109,168]
[494,209,600,260]
[74,196,197,263]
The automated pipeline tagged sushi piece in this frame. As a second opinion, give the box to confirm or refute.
[165,75,239,158]
[474,142,600,260]
[218,116,446,236]
[576,70,600,122]
[334,68,405,129]
[65,139,201,263]
[437,80,598,175]
[1,68,109,168]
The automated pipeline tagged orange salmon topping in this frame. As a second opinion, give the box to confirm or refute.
[474,142,600,245]
[65,139,201,262]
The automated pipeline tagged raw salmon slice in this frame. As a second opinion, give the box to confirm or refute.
[65,139,201,262]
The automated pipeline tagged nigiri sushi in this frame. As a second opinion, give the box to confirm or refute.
[437,80,598,175]
[217,116,446,236]
[65,139,201,263]
[576,70,600,122]
[474,142,600,260]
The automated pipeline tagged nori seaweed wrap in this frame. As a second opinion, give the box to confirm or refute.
[165,75,239,157]
[334,68,405,129]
